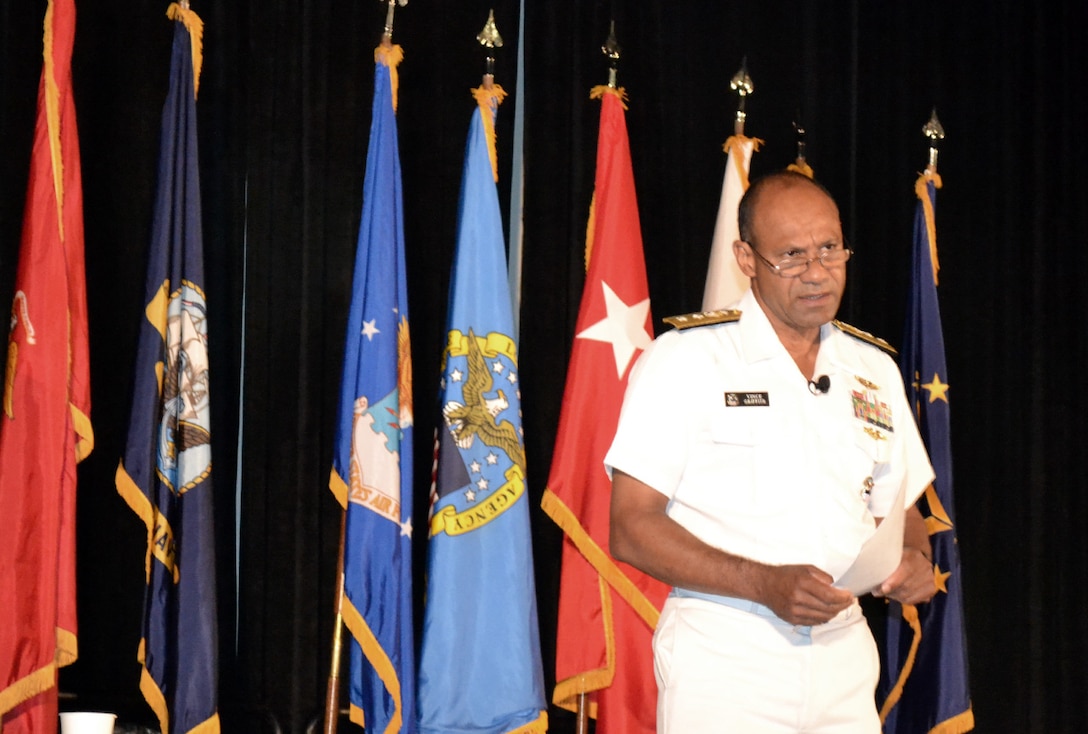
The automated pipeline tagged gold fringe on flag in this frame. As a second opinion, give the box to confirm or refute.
[723,135,764,189]
[166,2,204,98]
[915,170,943,286]
[931,709,976,734]
[878,601,973,733]
[43,0,65,241]
[787,159,814,179]
[339,596,407,732]
[375,43,405,112]
[589,84,628,109]
[541,487,662,715]
[72,401,94,461]
[878,602,922,725]
[472,84,507,182]
[583,192,597,272]
[504,711,549,733]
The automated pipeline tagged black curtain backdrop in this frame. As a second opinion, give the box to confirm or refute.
[2,1,1086,732]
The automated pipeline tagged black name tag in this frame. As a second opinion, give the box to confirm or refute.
[724,391,769,407]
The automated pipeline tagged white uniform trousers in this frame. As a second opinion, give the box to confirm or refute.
[654,595,880,733]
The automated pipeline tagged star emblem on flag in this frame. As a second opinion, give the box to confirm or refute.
[576,280,651,378]
[922,372,950,403]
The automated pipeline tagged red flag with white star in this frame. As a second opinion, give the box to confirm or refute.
[541,85,669,734]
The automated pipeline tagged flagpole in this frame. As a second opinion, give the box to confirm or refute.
[571,23,624,734]
[701,59,757,310]
[418,11,547,730]
[879,107,972,732]
[921,107,944,286]
[322,512,347,734]
[321,7,408,732]
[923,107,945,174]
[579,23,611,725]
[786,115,814,179]
[793,118,806,166]
[506,0,527,339]
[730,58,753,137]
[477,9,503,89]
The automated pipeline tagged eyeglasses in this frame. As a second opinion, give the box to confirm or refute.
[747,242,853,278]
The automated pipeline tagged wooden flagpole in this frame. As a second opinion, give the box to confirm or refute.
[322,512,347,734]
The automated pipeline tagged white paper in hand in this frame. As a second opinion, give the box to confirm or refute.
[834,481,907,595]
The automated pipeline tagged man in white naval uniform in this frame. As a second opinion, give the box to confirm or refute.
[606,171,938,733]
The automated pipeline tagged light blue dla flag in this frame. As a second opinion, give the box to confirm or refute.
[329,43,415,734]
[417,86,547,734]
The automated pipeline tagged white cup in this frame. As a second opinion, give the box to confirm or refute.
[59,712,117,734]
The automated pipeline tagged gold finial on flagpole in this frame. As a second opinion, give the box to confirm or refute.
[602,20,621,88]
[478,9,504,88]
[380,0,408,46]
[730,57,755,136]
[923,107,945,173]
[477,8,504,47]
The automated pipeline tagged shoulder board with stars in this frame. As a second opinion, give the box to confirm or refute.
[831,320,898,356]
[662,309,742,330]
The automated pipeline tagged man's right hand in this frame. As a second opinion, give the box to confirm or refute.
[757,564,855,626]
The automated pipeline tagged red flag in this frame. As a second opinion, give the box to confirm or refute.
[541,86,669,734]
[0,0,92,731]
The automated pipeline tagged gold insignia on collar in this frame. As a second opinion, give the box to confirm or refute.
[855,375,880,390]
[662,309,742,330]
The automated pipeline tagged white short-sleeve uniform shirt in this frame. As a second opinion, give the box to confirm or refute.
[605,288,935,581]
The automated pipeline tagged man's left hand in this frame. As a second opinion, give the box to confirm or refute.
[873,547,937,604]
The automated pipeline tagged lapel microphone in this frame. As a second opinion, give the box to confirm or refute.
[808,374,831,395]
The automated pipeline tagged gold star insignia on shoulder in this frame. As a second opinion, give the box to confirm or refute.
[662,309,741,330]
[831,320,898,356]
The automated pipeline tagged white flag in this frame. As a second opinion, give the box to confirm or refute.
[702,135,759,310]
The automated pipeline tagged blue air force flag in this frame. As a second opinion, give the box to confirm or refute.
[328,43,416,734]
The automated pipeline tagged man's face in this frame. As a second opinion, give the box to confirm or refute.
[736,181,846,336]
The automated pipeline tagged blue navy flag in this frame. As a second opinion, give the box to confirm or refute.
[328,43,416,734]
[114,6,220,734]
[417,86,547,734]
[879,171,974,733]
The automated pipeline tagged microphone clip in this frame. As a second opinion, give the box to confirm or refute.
[808,374,830,395]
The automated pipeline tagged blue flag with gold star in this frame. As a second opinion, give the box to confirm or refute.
[879,171,974,733]
[114,7,220,733]
[328,43,416,734]
[417,86,547,734]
